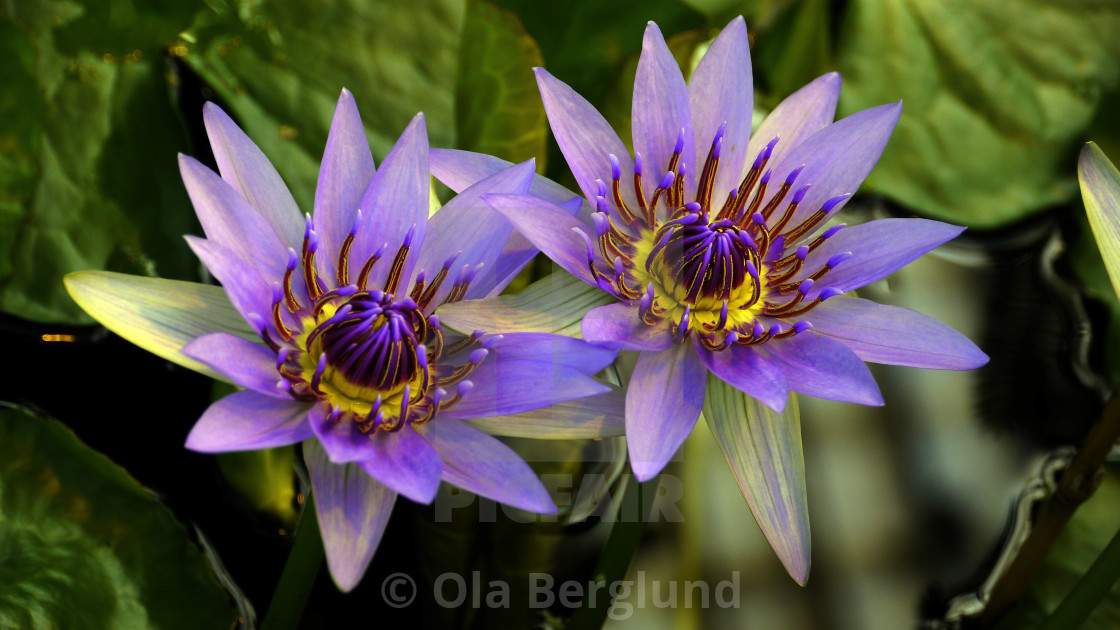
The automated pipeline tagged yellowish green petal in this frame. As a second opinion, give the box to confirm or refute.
[436,271,613,337]
[64,271,257,382]
[1079,142,1120,300]
[703,377,811,585]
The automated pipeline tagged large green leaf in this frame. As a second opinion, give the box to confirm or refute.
[456,0,548,168]
[181,0,466,211]
[837,0,1120,227]
[0,405,237,629]
[490,0,705,111]
[0,1,203,323]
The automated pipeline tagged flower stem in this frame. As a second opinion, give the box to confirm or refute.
[260,492,324,630]
[980,382,1120,625]
[1038,522,1120,630]
[565,474,661,630]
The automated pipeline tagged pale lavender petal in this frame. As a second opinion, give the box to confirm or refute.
[582,302,673,351]
[413,160,535,304]
[309,405,374,463]
[626,343,706,480]
[304,439,396,592]
[462,387,625,438]
[436,271,614,337]
[359,427,443,504]
[202,103,304,249]
[804,218,964,294]
[350,114,429,289]
[482,193,600,287]
[414,418,555,513]
[765,102,901,230]
[688,16,752,197]
[758,333,883,406]
[184,236,272,326]
[535,68,637,208]
[694,340,789,413]
[805,297,988,369]
[315,89,376,268]
[179,155,287,276]
[185,390,313,452]
[746,72,841,174]
[181,332,286,398]
[633,22,695,189]
[704,380,810,585]
[441,332,615,418]
[430,148,587,211]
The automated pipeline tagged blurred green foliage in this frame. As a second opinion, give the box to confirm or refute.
[838,0,1120,228]
[995,470,1120,629]
[0,405,237,629]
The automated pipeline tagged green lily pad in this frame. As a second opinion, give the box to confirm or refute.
[837,0,1120,228]
[180,0,467,211]
[0,1,202,323]
[0,404,238,629]
[456,0,548,169]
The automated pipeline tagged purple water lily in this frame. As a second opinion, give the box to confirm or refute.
[65,90,622,591]
[430,18,987,582]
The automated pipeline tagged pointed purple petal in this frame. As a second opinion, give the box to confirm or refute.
[185,390,312,452]
[581,302,673,351]
[202,103,304,250]
[304,439,396,591]
[350,114,429,288]
[758,333,883,406]
[747,72,841,172]
[704,380,810,584]
[765,101,901,230]
[179,155,287,276]
[806,218,964,294]
[181,332,286,398]
[689,16,752,197]
[430,148,588,212]
[414,418,555,513]
[359,427,443,504]
[309,405,374,463]
[414,160,535,304]
[462,387,625,438]
[535,68,636,209]
[184,236,271,325]
[482,193,600,286]
[440,332,615,418]
[633,22,695,189]
[694,340,789,413]
[626,343,706,480]
[315,89,376,268]
[805,297,988,369]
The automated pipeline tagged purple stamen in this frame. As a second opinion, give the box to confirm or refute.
[826,252,854,268]
[609,154,621,180]
[822,194,852,214]
[793,185,811,205]
[785,165,805,186]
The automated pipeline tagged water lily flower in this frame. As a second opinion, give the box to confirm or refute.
[65,90,622,591]
[1079,142,1120,300]
[430,18,987,583]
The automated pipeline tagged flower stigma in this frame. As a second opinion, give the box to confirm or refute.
[251,211,492,433]
[582,125,850,351]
